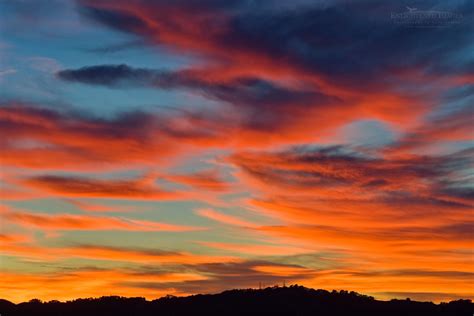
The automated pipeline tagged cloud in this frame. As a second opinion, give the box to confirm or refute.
[388,104,474,153]
[0,100,355,174]
[196,208,257,228]
[67,0,474,147]
[57,65,338,108]
[0,102,225,170]
[163,169,230,192]
[86,39,148,54]
[0,232,32,244]
[0,269,186,303]
[199,241,312,256]
[0,68,17,77]
[2,208,201,232]
[57,64,346,133]
[0,104,167,169]
[224,144,473,283]
[66,244,234,264]
[57,64,165,87]
[77,0,473,88]
[54,0,471,148]
[22,173,179,200]
[0,259,312,303]
[229,145,473,206]
[121,260,314,294]
[65,199,131,212]
[0,235,236,265]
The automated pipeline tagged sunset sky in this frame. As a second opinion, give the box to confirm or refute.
[0,0,473,303]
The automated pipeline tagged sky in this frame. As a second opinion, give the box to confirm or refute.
[0,0,473,303]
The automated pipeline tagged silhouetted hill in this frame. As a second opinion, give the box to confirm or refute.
[1,285,472,316]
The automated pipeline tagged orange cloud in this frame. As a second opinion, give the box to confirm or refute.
[2,209,201,232]
[252,265,313,277]
[222,144,474,291]
[0,269,196,303]
[164,169,230,192]
[1,235,238,266]
[199,241,311,256]
[195,208,257,228]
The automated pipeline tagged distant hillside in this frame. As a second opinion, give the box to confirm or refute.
[1,285,472,316]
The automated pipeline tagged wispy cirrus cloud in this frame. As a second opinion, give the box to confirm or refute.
[195,208,257,228]
[22,173,178,200]
[0,103,178,170]
[2,208,201,232]
[229,145,473,208]
[163,169,230,192]
[226,144,473,284]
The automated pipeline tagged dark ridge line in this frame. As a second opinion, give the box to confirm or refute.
[1,285,472,316]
